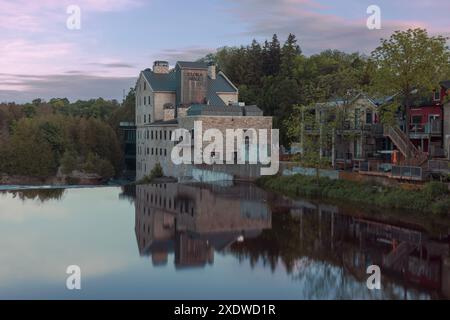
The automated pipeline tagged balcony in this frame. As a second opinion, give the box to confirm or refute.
[409,120,442,137]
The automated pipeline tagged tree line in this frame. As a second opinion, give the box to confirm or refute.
[200,29,450,145]
[0,93,135,179]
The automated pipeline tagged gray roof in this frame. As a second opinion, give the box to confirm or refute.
[176,61,208,69]
[142,66,237,107]
[243,105,263,116]
[142,69,176,92]
[312,92,379,109]
[208,73,237,93]
[207,73,238,106]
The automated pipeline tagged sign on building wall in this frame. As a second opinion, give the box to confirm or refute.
[181,69,208,105]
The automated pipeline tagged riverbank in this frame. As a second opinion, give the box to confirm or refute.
[0,173,134,189]
[257,174,450,217]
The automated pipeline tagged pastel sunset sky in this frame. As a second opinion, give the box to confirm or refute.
[1,0,449,103]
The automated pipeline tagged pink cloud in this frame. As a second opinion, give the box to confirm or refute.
[226,0,449,54]
[0,0,144,32]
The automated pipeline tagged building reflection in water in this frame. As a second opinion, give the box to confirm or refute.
[134,182,272,269]
[134,182,450,298]
[232,195,450,299]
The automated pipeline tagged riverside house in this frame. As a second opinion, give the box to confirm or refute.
[300,81,450,178]
[300,92,385,169]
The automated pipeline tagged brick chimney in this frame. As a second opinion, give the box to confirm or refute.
[153,61,169,74]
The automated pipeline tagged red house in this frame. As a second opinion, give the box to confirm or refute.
[406,83,449,157]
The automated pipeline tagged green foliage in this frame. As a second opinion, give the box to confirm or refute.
[258,175,450,217]
[83,152,115,179]
[378,102,400,126]
[109,87,136,133]
[139,163,164,184]
[0,107,122,179]
[371,28,450,107]
[60,149,79,174]
[203,35,373,145]
[423,181,449,200]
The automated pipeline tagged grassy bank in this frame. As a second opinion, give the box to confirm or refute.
[257,175,450,217]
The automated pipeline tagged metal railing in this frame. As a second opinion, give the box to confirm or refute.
[409,120,442,135]
[428,159,450,172]
[358,161,423,180]
[391,165,423,180]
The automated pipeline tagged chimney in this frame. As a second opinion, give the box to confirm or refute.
[208,64,216,80]
[153,60,169,74]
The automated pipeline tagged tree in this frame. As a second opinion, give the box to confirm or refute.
[263,34,281,76]
[371,28,450,131]
[280,33,301,78]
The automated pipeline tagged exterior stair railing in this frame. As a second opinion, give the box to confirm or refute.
[383,125,428,167]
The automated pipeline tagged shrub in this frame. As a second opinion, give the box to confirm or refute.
[60,149,78,174]
[423,181,448,200]
[257,174,450,215]
[140,163,164,184]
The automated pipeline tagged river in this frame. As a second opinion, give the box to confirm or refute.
[0,182,448,299]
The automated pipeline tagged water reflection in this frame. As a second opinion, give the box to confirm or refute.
[6,188,65,202]
[231,196,450,299]
[135,183,272,268]
[134,183,450,299]
[0,183,448,299]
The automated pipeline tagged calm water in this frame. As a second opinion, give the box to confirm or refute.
[0,183,449,300]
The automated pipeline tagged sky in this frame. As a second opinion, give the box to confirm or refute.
[0,0,449,103]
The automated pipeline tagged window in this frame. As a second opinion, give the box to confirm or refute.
[366,111,373,124]
[147,148,149,155]
[164,130,167,140]
[144,115,146,123]
[160,148,163,155]
[151,148,154,155]
[412,115,422,124]
[160,130,162,139]
[164,149,167,156]
[151,130,154,139]
[354,108,361,128]
[144,82,146,90]
[433,90,440,101]
[148,96,151,106]
[144,96,146,105]
[148,114,151,123]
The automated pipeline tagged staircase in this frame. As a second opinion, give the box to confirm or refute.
[384,242,415,269]
[383,126,428,166]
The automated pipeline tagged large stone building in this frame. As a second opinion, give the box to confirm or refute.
[135,61,273,180]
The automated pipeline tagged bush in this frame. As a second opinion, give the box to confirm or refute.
[83,152,115,179]
[60,149,78,174]
[423,181,448,200]
[140,163,164,184]
[257,174,450,216]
